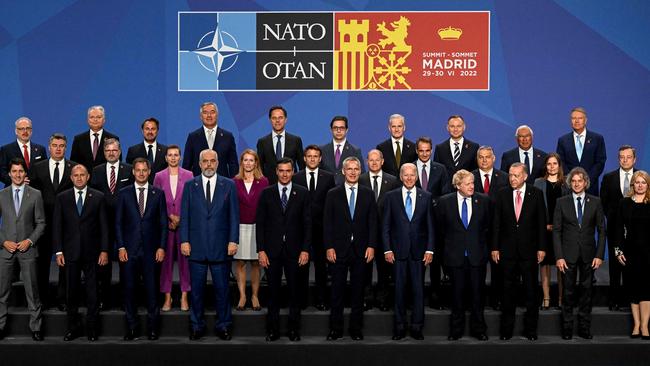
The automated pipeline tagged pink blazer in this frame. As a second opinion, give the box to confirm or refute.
[153,167,194,216]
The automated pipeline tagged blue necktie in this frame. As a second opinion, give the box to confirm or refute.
[405,190,413,221]
[461,198,469,229]
[576,196,583,226]
[147,144,154,164]
[576,135,583,161]
[349,186,356,218]
[76,191,83,216]
[275,135,282,160]
[281,187,288,212]
[524,151,530,175]
[14,188,20,215]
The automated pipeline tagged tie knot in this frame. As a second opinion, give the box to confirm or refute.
[111,165,115,170]
[395,141,400,146]
[282,187,287,193]
[516,190,521,197]
[336,144,341,149]
[454,142,459,146]
[350,186,355,192]
[23,144,27,148]
[148,144,153,149]
[78,191,83,196]
[310,171,315,177]
[276,134,282,140]
[139,187,145,193]
[407,190,411,196]
[524,151,528,156]
[15,188,20,193]
[484,173,489,178]
[576,196,582,202]
[373,175,379,181]
[55,162,59,167]
[93,133,99,138]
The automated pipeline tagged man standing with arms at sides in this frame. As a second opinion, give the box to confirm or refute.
[53,164,109,342]
[376,114,416,177]
[115,158,167,341]
[0,158,46,341]
[183,102,238,178]
[434,115,480,182]
[491,163,547,341]
[500,125,547,184]
[70,105,120,172]
[553,167,605,340]
[556,107,606,195]
[257,106,305,184]
[359,149,400,311]
[180,149,239,341]
[126,117,168,182]
[0,117,47,187]
[319,116,364,185]
[256,158,311,341]
[323,157,378,341]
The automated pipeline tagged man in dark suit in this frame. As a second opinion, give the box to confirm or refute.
[292,145,336,310]
[29,133,75,310]
[556,107,607,195]
[434,115,480,182]
[491,163,547,340]
[437,169,491,341]
[359,149,400,311]
[126,117,168,182]
[115,158,167,340]
[553,167,606,340]
[256,158,311,341]
[600,145,637,311]
[257,106,305,184]
[90,138,134,310]
[383,163,434,340]
[180,149,239,341]
[0,117,47,187]
[182,102,238,178]
[375,114,416,177]
[500,125,547,184]
[70,105,121,172]
[319,116,364,185]
[53,164,109,342]
[324,157,378,341]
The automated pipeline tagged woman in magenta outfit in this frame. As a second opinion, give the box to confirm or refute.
[233,149,268,311]
[153,144,194,311]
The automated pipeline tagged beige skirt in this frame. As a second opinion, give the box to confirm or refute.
[234,224,257,260]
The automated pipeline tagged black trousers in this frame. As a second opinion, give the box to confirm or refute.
[266,251,301,333]
[448,258,487,337]
[607,238,624,305]
[364,250,392,305]
[330,254,365,332]
[299,239,328,306]
[501,258,538,336]
[65,259,98,331]
[121,254,160,331]
[561,259,594,333]
[36,233,65,307]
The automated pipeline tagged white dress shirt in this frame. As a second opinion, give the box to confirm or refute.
[457,192,472,223]
[273,130,286,157]
[572,192,586,218]
[89,129,104,148]
[277,181,292,199]
[518,147,534,171]
[17,139,31,161]
[106,161,120,188]
[416,159,429,185]
[619,168,633,195]
[202,174,217,202]
[143,141,158,161]
[392,137,404,156]
[49,158,65,185]
[134,182,149,211]
[345,182,359,208]
[512,184,527,208]
[479,168,493,188]
[449,137,465,156]
[307,167,319,189]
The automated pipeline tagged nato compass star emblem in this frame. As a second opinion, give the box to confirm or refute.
[193,23,243,78]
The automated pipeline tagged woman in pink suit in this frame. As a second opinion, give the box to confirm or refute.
[233,149,268,310]
[153,144,194,311]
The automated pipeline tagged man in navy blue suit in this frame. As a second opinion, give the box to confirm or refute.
[115,158,167,341]
[500,125,546,185]
[182,102,239,178]
[256,106,305,184]
[180,149,239,341]
[383,163,434,340]
[556,107,606,195]
[433,115,480,183]
[0,117,47,187]
[319,116,364,185]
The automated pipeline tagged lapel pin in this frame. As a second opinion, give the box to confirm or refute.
[292,191,297,195]
[587,139,591,144]
[474,199,479,204]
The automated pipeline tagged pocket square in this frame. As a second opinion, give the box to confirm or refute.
[120,178,129,182]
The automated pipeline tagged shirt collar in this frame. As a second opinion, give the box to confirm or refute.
[17,139,30,148]
[572,192,585,200]
[518,147,533,154]
[573,129,586,138]
[333,139,346,147]
[479,168,493,176]
[346,182,358,190]
[12,184,25,190]
[203,125,218,134]
[135,182,149,190]
[89,129,104,136]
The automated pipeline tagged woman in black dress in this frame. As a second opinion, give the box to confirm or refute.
[614,170,650,339]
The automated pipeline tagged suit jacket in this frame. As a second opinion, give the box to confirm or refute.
[179,175,239,262]
[500,147,547,184]
[292,169,336,245]
[323,184,378,259]
[125,142,169,182]
[552,194,606,263]
[52,187,109,262]
[182,126,238,178]
[436,192,492,267]
[319,141,364,185]
[472,169,509,202]
[359,171,400,210]
[600,168,637,240]
[0,185,46,260]
[0,141,47,186]
[29,159,76,221]
[256,132,305,184]
[415,160,451,199]
[114,185,168,257]
[433,138,480,180]
[70,129,120,172]
[491,184,547,260]
[90,163,134,211]
[255,184,311,260]
[534,177,570,223]
[556,130,606,194]
[382,187,434,260]
[153,167,194,218]
[375,138,416,177]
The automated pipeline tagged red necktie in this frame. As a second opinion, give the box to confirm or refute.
[23,144,30,168]
[483,173,490,194]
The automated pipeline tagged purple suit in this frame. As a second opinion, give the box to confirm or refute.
[153,167,194,293]
[234,177,269,224]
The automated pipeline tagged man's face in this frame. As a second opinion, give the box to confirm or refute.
[142,121,158,143]
[15,120,32,143]
[416,142,432,162]
[618,148,636,171]
[87,109,105,132]
[477,149,495,171]
[570,111,587,133]
[199,151,218,177]
[570,173,587,194]
[165,148,181,168]
[331,119,348,141]
[71,166,89,189]
[508,165,527,190]
[49,138,66,161]
[133,162,150,185]
[388,118,405,139]
[270,109,287,133]
[303,149,321,170]
[457,175,474,197]
[343,160,361,185]
[516,128,533,150]
[200,105,218,128]
[367,152,383,173]
[276,162,293,185]
[400,165,417,189]
[103,143,120,163]
[447,117,465,140]
[9,164,26,186]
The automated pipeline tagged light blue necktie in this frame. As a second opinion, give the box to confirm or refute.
[576,196,583,226]
[405,190,413,221]
[76,191,83,216]
[14,188,20,215]
[349,186,356,218]
[576,135,583,162]
[461,198,469,229]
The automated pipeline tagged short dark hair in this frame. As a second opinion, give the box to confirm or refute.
[416,136,432,148]
[49,133,67,144]
[9,158,27,172]
[447,115,465,123]
[330,115,348,129]
[304,144,322,156]
[276,157,294,168]
[132,157,151,170]
[141,117,160,129]
[167,144,181,154]
[268,105,287,118]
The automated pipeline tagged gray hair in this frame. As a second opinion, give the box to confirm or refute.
[103,138,121,150]
[566,167,590,190]
[388,113,405,125]
[477,145,495,159]
[367,149,384,159]
[200,102,218,114]
[515,125,534,136]
[342,156,361,169]
[87,105,105,117]
[400,162,417,176]
[199,148,218,161]
[48,133,67,144]
[15,116,32,127]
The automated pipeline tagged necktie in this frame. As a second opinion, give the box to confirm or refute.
[281,187,288,211]
[206,180,212,206]
[349,186,356,218]
[576,196,583,225]
[395,141,402,169]
[515,190,522,221]
[372,175,379,201]
[109,166,116,194]
[524,151,530,175]
[147,144,154,164]
[138,187,145,217]
[92,133,99,160]
[421,164,428,191]
[461,197,468,229]
[335,144,342,168]
[453,142,460,166]
[623,172,630,196]
[76,191,83,216]
[14,188,20,215]
[22,144,30,168]
[405,190,413,221]
[309,171,315,192]
[275,135,282,160]
[576,135,583,162]
[483,173,490,194]
[53,162,60,192]
[207,129,214,149]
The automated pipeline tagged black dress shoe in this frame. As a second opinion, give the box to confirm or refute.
[363,301,373,311]
[350,330,364,341]
[473,333,488,341]
[265,332,280,341]
[32,331,44,341]
[499,334,512,341]
[492,302,502,311]
[561,333,573,340]
[64,330,79,341]
[56,303,66,312]
[87,330,98,342]
[642,335,650,340]
[525,334,538,341]
[287,330,300,341]
[447,334,460,341]
[0,328,5,340]
[216,328,232,341]
[411,330,424,340]
[98,302,105,311]
[609,303,620,311]
[314,303,328,311]
[578,331,593,340]
[123,329,137,341]
[147,331,159,341]
[630,333,641,339]
[189,329,204,341]
[326,330,342,341]
[392,331,406,340]
[378,304,390,312]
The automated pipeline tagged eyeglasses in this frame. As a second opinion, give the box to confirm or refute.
[16,127,32,132]
[331,126,347,131]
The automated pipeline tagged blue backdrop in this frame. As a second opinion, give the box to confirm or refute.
[1,0,649,175]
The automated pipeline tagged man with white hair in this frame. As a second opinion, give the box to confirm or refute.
[0,117,47,187]
[70,105,121,172]
[500,125,547,184]
[376,114,417,177]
